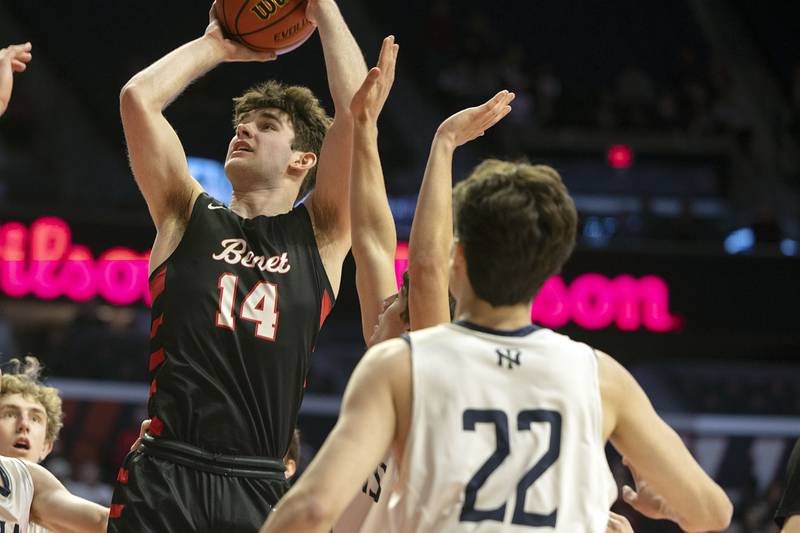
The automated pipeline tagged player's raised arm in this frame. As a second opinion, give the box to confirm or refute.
[119,2,274,230]
[260,338,410,533]
[27,461,108,533]
[598,351,733,532]
[304,0,368,294]
[349,36,400,344]
[408,91,514,330]
[0,42,32,118]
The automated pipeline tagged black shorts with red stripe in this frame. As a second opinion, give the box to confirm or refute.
[108,434,288,532]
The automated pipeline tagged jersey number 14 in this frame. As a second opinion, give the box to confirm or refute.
[216,273,279,340]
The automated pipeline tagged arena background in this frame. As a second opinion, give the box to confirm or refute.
[1,1,799,531]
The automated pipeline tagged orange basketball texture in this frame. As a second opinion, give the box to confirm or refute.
[215,0,316,54]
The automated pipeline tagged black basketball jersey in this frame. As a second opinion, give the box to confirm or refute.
[146,193,334,458]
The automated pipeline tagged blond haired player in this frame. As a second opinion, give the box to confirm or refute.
[0,357,108,532]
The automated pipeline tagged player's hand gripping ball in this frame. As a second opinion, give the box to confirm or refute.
[214,0,316,54]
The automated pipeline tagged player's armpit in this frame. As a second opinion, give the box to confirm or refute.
[261,338,410,533]
[27,462,108,533]
[597,351,732,532]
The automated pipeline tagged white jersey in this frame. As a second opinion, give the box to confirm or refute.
[0,457,51,533]
[0,456,32,532]
[333,456,395,533]
[375,321,617,533]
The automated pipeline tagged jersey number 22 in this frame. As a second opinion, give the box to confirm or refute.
[460,409,562,527]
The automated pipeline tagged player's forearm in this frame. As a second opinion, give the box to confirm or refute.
[673,484,732,532]
[350,123,396,259]
[260,491,334,533]
[120,36,225,112]
[350,122,397,341]
[55,502,108,533]
[314,0,367,113]
[408,134,455,276]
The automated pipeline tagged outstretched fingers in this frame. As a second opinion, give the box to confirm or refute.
[350,36,399,119]
[476,90,515,132]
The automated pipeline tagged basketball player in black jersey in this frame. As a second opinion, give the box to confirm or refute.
[108,0,366,530]
[0,41,32,118]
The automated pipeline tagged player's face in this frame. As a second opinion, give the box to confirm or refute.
[225,108,297,183]
[0,393,53,463]
[368,292,409,347]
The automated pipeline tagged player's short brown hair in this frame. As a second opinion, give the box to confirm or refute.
[233,80,332,202]
[453,159,577,306]
[1,356,64,442]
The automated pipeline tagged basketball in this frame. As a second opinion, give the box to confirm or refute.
[215,0,316,55]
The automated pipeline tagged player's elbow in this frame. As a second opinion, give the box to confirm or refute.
[93,509,110,533]
[282,495,337,530]
[408,253,448,286]
[119,81,156,119]
[682,489,733,532]
[705,491,733,531]
[304,499,337,528]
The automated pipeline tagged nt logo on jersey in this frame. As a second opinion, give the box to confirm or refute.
[362,463,388,503]
[496,348,522,369]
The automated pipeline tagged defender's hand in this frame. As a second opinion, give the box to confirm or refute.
[350,36,399,123]
[0,42,32,117]
[435,90,515,149]
[205,2,276,63]
[129,419,151,452]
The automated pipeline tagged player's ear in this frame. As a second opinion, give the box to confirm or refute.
[450,240,466,270]
[284,458,297,479]
[289,151,317,174]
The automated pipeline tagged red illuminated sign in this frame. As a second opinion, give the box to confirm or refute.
[394,242,679,333]
[0,217,150,305]
[0,219,679,332]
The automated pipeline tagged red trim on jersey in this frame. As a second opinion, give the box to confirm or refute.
[319,289,332,328]
[150,314,164,339]
[116,468,128,484]
[148,348,165,372]
[149,267,166,303]
[149,416,164,436]
[110,504,125,519]
[149,379,157,397]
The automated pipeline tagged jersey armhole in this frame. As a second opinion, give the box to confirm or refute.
[148,192,211,280]
[399,333,411,347]
[297,202,337,308]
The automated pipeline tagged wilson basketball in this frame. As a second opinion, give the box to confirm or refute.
[215,0,316,54]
